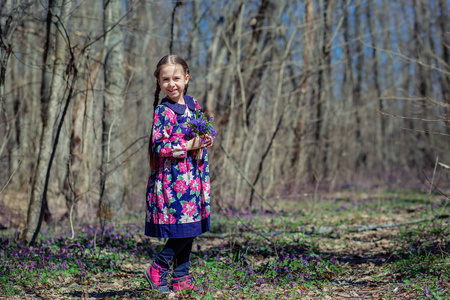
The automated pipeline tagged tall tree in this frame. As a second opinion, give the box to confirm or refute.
[99,0,126,221]
[0,1,29,161]
[22,0,69,243]
[62,1,103,224]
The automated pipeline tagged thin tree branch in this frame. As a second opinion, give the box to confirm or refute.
[81,5,133,52]
[220,144,276,213]
[0,154,24,194]
[376,109,448,122]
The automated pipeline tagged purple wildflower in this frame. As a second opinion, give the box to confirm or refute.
[186,109,217,139]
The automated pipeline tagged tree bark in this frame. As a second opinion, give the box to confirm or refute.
[99,0,126,221]
[367,0,385,170]
[22,0,69,243]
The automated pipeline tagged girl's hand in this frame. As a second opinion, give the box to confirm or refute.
[202,134,214,148]
[187,135,213,151]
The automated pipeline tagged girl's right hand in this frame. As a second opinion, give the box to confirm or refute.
[187,136,205,151]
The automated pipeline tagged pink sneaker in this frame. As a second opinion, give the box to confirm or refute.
[144,262,170,292]
[171,275,201,292]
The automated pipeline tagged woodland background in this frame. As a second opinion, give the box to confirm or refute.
[0,0,449,243]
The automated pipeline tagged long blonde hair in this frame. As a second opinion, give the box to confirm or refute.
[148,55,190,170]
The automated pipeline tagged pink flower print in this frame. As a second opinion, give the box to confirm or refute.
[202,181,210,194]
[174,179,188,195]
[167,214,177,224]
[170,131,184,142]
[160,145,172,155]
[191,177,201,192]
[153,114,159,126]
[158,212,167,224]
[156,192,165,210]
[164,109,177,123]
[147,192,153,203]
[153,213,164,224]
[179,160,191,173]
[164,185,174,200]
[152,128,162,142]
[163,179,171,191]
[182,202,197,217]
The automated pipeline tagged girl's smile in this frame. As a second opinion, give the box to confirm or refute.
[158,64,189,103]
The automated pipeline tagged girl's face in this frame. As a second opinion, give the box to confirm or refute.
[158,64,189,103]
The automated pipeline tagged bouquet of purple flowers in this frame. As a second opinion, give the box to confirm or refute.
[186,109,217,158]
[186,109,217,140]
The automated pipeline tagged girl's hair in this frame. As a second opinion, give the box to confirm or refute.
[148,55,190,170]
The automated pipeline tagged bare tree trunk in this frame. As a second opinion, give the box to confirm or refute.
[412,0,433,170]
[437,0,450,119]
[314,0,332,178]
[22,9,42,188]
[342,0,354,161]
[22,0,69,243]
[62,0,103,224]
[353,1,364,168]
[99,0,126,221]
[0,1,23,162]
[64,55,101,223]
[169,1,182,54]
[296,0,316,180]
[367,0,385,170]
[205,17,227,119]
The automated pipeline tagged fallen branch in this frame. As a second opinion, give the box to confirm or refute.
[438,162,450,169]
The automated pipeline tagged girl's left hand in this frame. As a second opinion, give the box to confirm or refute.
[202,134,214,148]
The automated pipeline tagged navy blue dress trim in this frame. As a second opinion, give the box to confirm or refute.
[145,216,210,238]
[160,96,196,115]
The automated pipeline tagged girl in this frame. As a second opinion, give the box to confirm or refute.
[144,55,213,292]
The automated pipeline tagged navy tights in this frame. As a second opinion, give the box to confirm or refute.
[154,237,195,278]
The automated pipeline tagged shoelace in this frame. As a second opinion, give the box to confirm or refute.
[159,268,170,286]
[150,264,170,286]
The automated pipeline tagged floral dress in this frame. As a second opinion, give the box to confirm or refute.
[145,96,211,238]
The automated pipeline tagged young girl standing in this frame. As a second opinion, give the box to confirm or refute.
[144,55,213,292]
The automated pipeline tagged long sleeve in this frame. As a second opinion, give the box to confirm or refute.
[152,105,188,158]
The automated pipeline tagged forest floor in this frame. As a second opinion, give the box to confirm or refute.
[1,186,449,299]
